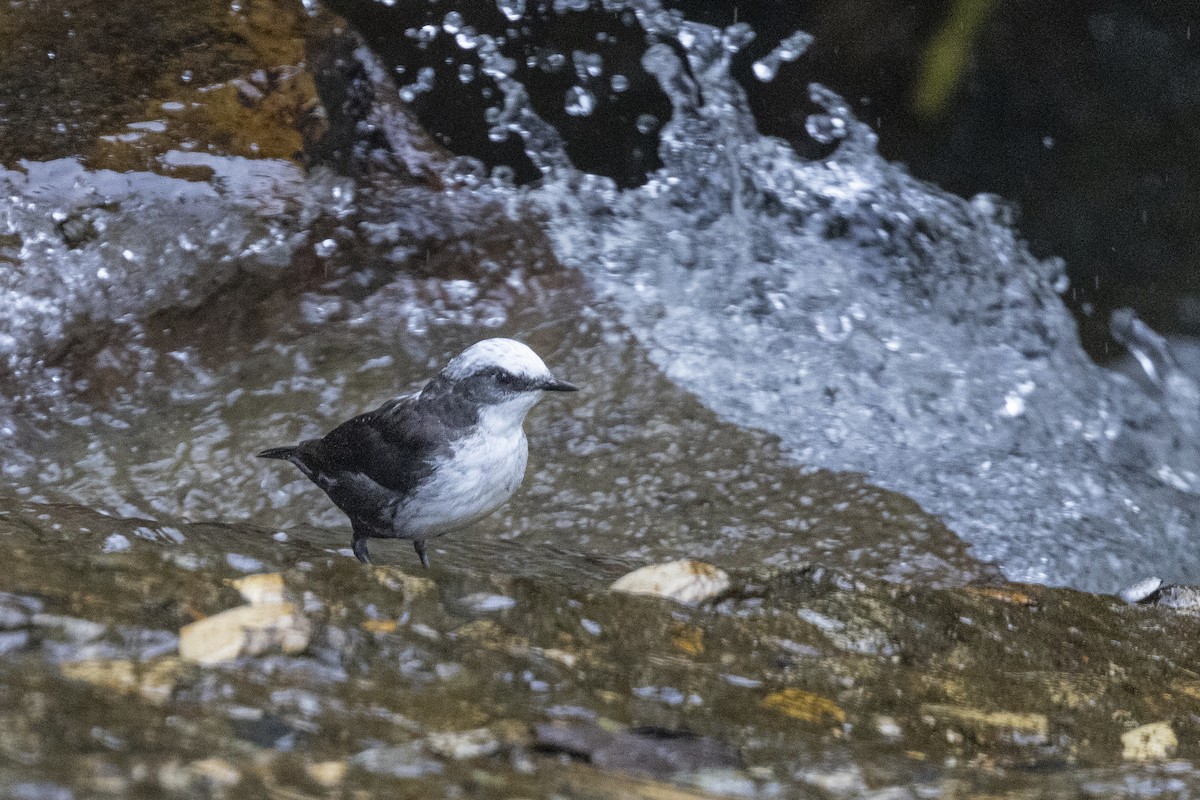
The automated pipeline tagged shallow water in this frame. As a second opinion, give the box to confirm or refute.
[3,0,1199,596]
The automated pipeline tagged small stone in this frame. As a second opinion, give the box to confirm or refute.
[610,560,732,606]
[373,566,437,599]
[919,704,1049,746]
[361,618,398,634]
[351,743,444,778]
[188,758,241,791]
[159,758,241,796]
[874,715,903,738]
[60,657,182,705]
[305,760,347,788]
[0,592,41,630]
[425,727,500,760]
[761,688,846,725]
[1120,577,1163,604]
[228,573,287,605]
[1121,721,1177,761]
[459,593,516,613]
[32,613,107,643]
[179,602,311,664]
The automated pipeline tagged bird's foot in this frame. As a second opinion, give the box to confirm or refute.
[352,536,372,564]
[413,540,430,569]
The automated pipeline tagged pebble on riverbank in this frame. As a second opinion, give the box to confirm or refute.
[179,602,311,665]
[1121,721,1178,761]
[609,561,732,606]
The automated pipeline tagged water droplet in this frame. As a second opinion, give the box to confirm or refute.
[564,86,595,117]
[752,59,778,82]
[442,10,463,34]
[751,29,812,82]
[573,50,603,79]
[635,114,659,134]
[805,113,847,144]
[495,0,524,22]
[722,22,755,53]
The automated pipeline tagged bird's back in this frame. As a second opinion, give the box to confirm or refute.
[282,395,458,531]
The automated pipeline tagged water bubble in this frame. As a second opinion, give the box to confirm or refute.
[752,60,777,82]
[610,74,629,92]
[544,52,566,72]
[574,50,603,79]
[490,165,516,184]
[635,113,658,134]
[455,31,479,50]
[495,0,524,22]
[564,86,596,116]
[805,113,847,144]
[413,24,438,45]
[722,22,755,53]
[442,10,463,34]
[751,29,813,82]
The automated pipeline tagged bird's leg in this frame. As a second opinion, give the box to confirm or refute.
[351,529,372,564]
[413,539,430,569]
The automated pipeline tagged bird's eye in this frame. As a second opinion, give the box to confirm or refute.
[495,371,518,387]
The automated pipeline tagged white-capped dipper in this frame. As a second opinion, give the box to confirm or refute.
[259,338,577,567]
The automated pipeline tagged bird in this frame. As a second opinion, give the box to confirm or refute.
[259,338,577,567]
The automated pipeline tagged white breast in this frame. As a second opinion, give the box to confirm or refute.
[395,399,534,538]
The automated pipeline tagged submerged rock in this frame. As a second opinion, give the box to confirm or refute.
[534,721,742,779]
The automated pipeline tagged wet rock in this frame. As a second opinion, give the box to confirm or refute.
[459,593,517,614]
[0,593,41,630]
[425,727,501,760]
[0,631,31,656]
[350,743,444,778]
[178,602,311,665]
[1120,578,1200,612]
[760,688,846,725]
[551,764,753,800]
[59,657,182,705]
[373,566,438,600]
[919,704,1049,746]
[32,614,107,644]
[228,573,288,605]
[1119,576,1163,604]
[1121,721,1177,762]
[534,722,741,779]
[158,758,241,797]
[610,561,732,606]
[305,760,347,788]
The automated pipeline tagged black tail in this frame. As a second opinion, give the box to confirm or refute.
[258,446,299,460]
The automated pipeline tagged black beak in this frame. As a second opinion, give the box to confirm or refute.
[540,377,578,392]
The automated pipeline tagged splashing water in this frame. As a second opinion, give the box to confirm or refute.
[400,0,1200,591]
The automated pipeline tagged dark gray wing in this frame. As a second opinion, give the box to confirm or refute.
[291,395,448,524]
